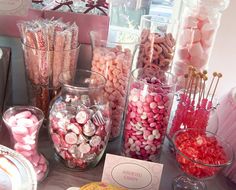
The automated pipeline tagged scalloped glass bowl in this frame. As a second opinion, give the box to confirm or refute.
[172,128,234,190]
[0,144,37,190]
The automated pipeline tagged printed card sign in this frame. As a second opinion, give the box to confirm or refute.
[102,154,163,190]
[0,0,30,16]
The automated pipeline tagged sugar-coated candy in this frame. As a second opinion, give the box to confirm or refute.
[122,74,174,161]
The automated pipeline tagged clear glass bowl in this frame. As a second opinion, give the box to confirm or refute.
[0,144,37,190]
[172,128,234,190]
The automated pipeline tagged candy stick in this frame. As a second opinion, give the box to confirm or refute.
[70,23,79,78]
[53,31,65,88]
[63,30,73,81]
[35,28,48,85]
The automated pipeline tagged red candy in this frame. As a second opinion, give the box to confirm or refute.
[174,130,228,179]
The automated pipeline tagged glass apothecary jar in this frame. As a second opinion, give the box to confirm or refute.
[0,144,37,190]
[49,70,111,170]
[172,0,230,88]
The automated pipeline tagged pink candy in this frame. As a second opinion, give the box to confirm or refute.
[49,94,110,169]
[173,9,219,88]
[91,46,132,139]
[4,109,48,182]
[122,76,174,161]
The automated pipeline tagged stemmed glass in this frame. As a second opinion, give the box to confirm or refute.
[172,128,234,190]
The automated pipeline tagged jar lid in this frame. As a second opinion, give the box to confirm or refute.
[0,145,37,190]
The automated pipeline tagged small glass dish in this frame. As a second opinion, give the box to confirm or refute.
[0,144,37,190]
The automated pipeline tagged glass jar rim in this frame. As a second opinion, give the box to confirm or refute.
[3,106,44,127]
[172,128,234,168]
[0,145,37,190]
[141,14,178,25]
[90,29,140,46]
[21,41,81,52]
[59,69,107,90]
[131,68,177,88]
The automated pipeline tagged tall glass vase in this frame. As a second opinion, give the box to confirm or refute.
[121,65,176,161]
[90,29,139,140]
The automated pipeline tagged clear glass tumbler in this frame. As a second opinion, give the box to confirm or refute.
[2,106,49,182]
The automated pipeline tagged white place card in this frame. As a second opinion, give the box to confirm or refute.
[102,154,163,190]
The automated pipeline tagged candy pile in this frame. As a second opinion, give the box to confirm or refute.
[174,129,228,179]
[122,66,175,161]
[138,28,176,71]
[49,94,110,169]
[168,68,222,139]
[18,19,79,88]
[173,7,220,86]
[91,46,132,139]
[4,110,48,181]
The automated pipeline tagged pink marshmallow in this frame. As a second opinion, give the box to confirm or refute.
[12,126,28,135]
[192,29,201,42]
[179,29,192,46]
[190,54,208,68]
[7,116,17,126]
[17,118,34,128]
[177,47,190,60]
[173,61,189,76]
[183,16,198,28]
[30,114,39,124]
[15,111,32,119]
[188,42,203,57]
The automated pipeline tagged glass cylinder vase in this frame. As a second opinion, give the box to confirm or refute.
[172,0,230,88]
[90,29,139,140]
[121,65,176,161]
[138,15,178,71]
[49,69,111,170]
[2,106,49,182]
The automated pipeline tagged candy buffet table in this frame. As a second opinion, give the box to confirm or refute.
[0,36,236,190]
